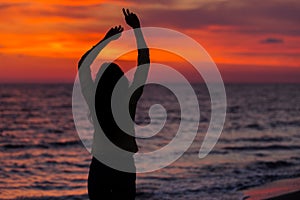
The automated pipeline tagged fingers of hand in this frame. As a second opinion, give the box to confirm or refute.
[118,25,123,32]
[123,8,134,17]
[122,8,127,17]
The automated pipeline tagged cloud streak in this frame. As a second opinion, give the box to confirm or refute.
[260,38,284,44]
[140,0,300,36]
[0,0,299,82]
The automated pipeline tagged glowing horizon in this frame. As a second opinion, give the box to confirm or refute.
[0,0,299,83]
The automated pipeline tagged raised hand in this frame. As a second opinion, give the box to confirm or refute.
[104,25,124,41]
[122,8,140,29]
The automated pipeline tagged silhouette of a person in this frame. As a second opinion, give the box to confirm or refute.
[78,9,149,200]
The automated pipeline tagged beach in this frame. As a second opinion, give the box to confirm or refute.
[243,177,300,200]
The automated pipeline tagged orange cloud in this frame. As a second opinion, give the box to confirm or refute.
[0,0,299,83]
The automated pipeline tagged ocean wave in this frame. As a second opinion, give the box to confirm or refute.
[227,105,240,113]
[14,194,88,200]
[270,120,300,128]
[236,136,288,143]
[49,140,80,147]
[2,144,48,149]
[244,123,265,130]
[250,160,294,170]
[2,140,80,150]
[223,144,300,151]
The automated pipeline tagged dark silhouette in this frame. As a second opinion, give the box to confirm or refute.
[78,9,150,200]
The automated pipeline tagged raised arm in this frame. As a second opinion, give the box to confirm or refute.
[123,8,150,103]
[78,26,124,105]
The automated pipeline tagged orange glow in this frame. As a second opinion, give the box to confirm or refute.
[117,49,188,63]
[0,0,299,83]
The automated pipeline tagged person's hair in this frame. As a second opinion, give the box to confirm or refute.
[94,62,129,127]
[95,62,126,96]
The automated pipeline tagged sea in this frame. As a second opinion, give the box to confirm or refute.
[1,83,300,200]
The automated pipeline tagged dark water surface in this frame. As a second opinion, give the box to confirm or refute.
[1,84,300,200]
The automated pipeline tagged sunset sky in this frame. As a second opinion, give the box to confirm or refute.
[0,0,299,83]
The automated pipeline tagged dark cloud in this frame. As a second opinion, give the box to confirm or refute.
[260,38,284,44]
[0,2,29,10]
[40,5,96,19]
[25,4,105,19]
[139,0,300,36]
[2,0,300,37]
[1,3,109,20]
[0,3,14,10]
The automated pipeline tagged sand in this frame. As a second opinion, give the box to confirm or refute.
[243,177,300,200]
